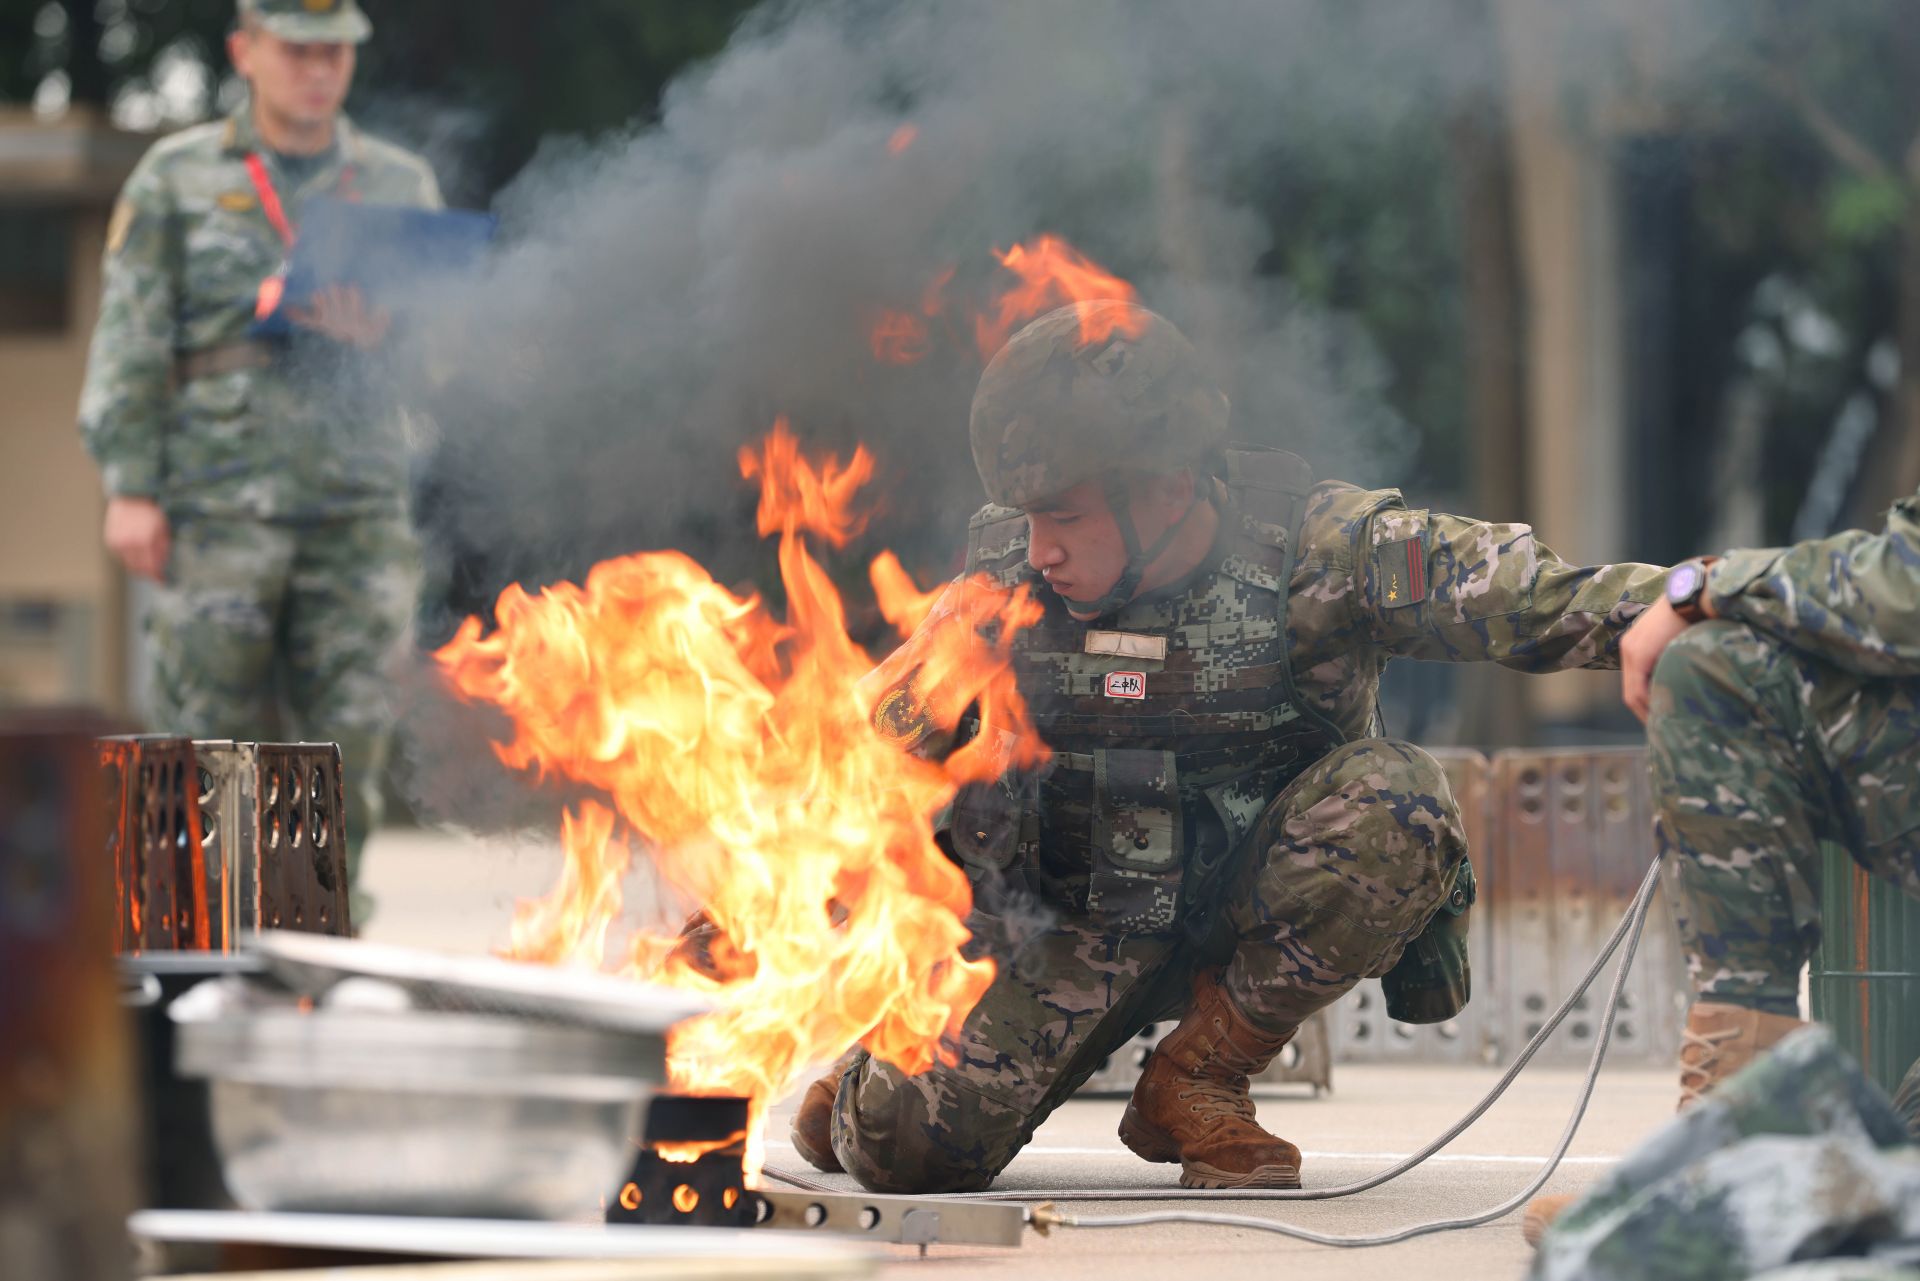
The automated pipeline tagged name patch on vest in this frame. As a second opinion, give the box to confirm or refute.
[1375,536,1428,608]
[1104,671,1147,699]
[1084,630,1168,661]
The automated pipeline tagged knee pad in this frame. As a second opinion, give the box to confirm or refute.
[1310,737,1452,798]
[830,1071,999,1195]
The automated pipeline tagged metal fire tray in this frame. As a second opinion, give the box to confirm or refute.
[130,1210,879,1274]
[246,930,711,1033]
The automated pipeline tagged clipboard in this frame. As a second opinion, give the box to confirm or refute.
[250,198,497,338]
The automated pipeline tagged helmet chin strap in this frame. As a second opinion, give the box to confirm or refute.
[1060,473,1203,620]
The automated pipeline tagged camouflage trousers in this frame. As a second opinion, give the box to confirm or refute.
[146,514,419,919]
[829,737,1468,1193]
[1649,621,1920,1017]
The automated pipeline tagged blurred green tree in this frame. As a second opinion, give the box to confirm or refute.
[1675,0,1920,531]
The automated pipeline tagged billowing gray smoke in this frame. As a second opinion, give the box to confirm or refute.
[394,0,1479,827]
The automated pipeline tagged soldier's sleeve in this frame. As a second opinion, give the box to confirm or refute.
[1358,505,1666,671]
[859,574,973,762]
[77,149,176,499]
[1704,491,1920,676]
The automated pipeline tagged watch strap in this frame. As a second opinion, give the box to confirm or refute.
[1671,556,1720,624]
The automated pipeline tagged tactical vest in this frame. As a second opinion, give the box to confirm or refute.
[948,445,1345,934]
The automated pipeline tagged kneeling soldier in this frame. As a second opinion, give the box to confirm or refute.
[798,302,1664,1193]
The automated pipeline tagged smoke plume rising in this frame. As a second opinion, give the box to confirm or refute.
[394,0,1488,826]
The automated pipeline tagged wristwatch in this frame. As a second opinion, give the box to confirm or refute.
[1665,556,1718,624]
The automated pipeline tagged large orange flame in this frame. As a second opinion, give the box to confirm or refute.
[867,267,956,367]
[869,309,931,365]
[868,237,1143,368]
[974,234,1144,358]
[434,419,1046,1170]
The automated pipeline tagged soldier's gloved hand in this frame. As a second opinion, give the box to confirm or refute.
[103,496,170,582]
[1621,596,1695,724]
[289,284,392,351]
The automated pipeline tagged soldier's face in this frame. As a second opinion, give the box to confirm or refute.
[230,28,356,127]
[1023,471,1198,621]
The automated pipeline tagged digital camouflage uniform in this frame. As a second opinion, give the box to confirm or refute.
[832,415,1666,1189]
[79,67,439,916]
[1648,490,1920,1017]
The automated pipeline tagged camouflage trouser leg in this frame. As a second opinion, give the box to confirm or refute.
[1222,737,1468,1033]
[829,737,1466,1193]
[280,516,419,923]
[830,911,1190,1193]
[149,515,419,923]
[148,517,295,744]
[1648,621,1920,1016]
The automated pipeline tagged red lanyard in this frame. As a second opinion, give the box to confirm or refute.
[244,152,297,248]
[244,151,358,320]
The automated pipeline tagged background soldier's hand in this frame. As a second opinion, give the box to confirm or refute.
[289,284,392,350]
[103,496,170,582]
[1620,596,1692,724]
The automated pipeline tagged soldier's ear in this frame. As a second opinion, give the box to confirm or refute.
[1133,468,1192,514]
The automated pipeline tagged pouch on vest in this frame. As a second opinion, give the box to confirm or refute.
[948,759,1038,876]
[1380,855,1476,1025]
[1087,748,1182,933]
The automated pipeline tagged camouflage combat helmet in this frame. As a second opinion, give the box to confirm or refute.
[970,300,1228,618]
[969,300,1228,511]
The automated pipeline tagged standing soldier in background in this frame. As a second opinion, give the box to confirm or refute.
[78,0,441,925]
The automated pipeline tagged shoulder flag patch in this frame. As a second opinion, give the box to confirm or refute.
[1375,536,1427,608]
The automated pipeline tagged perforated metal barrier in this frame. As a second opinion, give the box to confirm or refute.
[1332,747,1687,1067]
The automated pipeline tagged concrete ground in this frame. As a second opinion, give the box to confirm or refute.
[359,826,1678,1281]
[759,1064,1672,1281]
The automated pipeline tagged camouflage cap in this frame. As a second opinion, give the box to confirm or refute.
[238,0,373,44]
[969,301,1229,509]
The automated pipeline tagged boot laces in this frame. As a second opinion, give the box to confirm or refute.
[1678,1023,1740,1107]
[1177,1075,1256,1125]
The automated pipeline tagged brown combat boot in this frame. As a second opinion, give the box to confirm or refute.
[1117,970,1303,1189]
[789,1070,845,1174]
[1522,1000,1809,1246]
[1675,1000,1806,1109]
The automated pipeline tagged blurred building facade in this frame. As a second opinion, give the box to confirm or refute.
[0,108,146,715]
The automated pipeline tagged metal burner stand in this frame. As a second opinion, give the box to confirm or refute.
[611,1095,1032,1252]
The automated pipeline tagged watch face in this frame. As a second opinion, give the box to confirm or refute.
[1667,562,1702,605]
